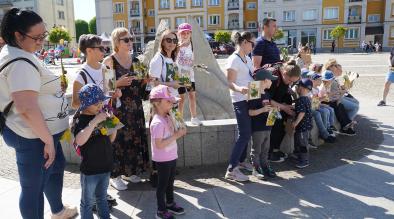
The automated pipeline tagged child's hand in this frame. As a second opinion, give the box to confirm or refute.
[291,122,297,130]
[92,112,108,125]
[112,89,122,99]
[240,87,248,95]
[175,127,187,138]
[262,105,272,112]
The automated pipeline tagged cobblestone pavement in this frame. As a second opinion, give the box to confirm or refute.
[0,52,391,190]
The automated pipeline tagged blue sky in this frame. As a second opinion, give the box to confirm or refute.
[74,0,96,21]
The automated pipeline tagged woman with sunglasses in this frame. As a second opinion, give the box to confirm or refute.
[149,30,181,97]
[224,31,256,182]
[102,27,150,190]
[0,9,77,218]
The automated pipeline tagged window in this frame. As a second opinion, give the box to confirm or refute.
[192,0,203,7]
[149,27,156,33]
[323,29,333,40]
[208,15,220,25]
[391,26,394,38]
[176,17,186,28]
[283,10,295,21]
[247,22,257,29]
[264,0,275,2]
[303,9,316,21]
[58,11,65,20]
[324,7,338,20]
[56,0,64,5]
[392,4,394,16]
[148,9,155,17]
[264,11,275,18]
[175,0,186,8]
[114,3,124,13]
[345,28,359,39]
[160,18,170,28]
[160,0,170,9]
[115,20,125,28]
[194,16,203,26]
[209,0,220,6]
[247,2,256,10]
[368,14,380,23]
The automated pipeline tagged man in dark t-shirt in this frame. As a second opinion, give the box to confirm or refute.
[377,46,394,106]
[252,18,281,69]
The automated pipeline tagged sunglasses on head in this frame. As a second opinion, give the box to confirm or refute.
[89,46,105,52]
[120,37,134,43]
[164,38,178,44]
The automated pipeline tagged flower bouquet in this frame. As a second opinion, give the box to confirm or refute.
[248,81,261,100]
[103,68,116,95]
[169,108,186,131]
[311,95,320,110]
[342,71,359,90]
[97,105,124,136]
[266,107,282,127]
[59,54,68,92]
[133,61,149,81]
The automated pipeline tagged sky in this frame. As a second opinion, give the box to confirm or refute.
[74,0,96,22]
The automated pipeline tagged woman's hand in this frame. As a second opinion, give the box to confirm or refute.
[239,86,249,95]
[116,74,132,87]
[282,104,295,116]
[43,140,55,169]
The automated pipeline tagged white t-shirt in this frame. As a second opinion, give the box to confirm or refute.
[177,43,195,82]
[225,53,254,103]
[0,45,68,139]
[75,63,106,90]
[149,52,179,97]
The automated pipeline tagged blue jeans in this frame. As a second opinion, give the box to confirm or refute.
[317,107,329,129]
[341,96,359,120]
[80,172,111,219]
[312,110,330,139]
[229,101,251,169]
[320,105,335,127]
[3,126,65,219]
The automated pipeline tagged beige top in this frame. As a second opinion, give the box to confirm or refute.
[0,45,68,139]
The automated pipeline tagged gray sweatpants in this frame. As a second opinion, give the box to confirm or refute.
[251,130,271,167]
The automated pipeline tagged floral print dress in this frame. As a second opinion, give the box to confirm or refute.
[111,55,149,178]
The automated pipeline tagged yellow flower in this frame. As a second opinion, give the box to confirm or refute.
[60,129,72,143]
[112,116,120,125]
[100,127,108,135]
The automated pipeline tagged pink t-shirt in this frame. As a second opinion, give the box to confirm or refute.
[150,114,178,162]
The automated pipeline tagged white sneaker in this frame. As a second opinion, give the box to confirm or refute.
[190,117,203,126]
[252,168,265,180]
[110,177,128,191]
[225,167,249,182]
[238,161,254,172]
[122,175,141,183]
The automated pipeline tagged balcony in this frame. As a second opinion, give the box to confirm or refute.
[130,9,140,17]
[348,15,361,23]
[228,21,240,29]
[228,1,239,10]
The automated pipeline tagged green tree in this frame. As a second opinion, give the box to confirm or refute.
[214,30,231,44]
[273,29,284,41]
[89,17,97,34]
[48,27,72,44]
[75,19,89,42]
[330,25,347,46]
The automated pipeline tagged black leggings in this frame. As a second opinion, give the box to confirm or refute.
[156,159,176,211]
[329,101,352,128]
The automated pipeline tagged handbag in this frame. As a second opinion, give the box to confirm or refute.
[0,58,38,135]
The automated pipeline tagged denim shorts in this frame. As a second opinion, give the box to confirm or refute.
[386,71,394,83]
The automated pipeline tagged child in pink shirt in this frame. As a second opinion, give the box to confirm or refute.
[149,85,187,219]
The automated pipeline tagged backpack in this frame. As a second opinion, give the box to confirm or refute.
[0,58,38,135]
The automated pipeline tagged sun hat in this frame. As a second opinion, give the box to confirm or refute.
[254,68,278,81]
[178,23,192,33]
[322,70,335,81]
[150,85,179,103]
[78,84,111,111]
[298,78,313,91]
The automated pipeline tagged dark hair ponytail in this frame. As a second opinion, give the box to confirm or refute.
[283,59,301,78]
[231,31,254,46]
[1,8,43,48]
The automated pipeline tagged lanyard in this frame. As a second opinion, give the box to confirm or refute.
[234,53,253,79]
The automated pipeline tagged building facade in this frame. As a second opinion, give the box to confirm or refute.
[95,0,392,50]
[11,0,76,47]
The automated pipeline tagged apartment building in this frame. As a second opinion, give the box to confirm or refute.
[11,0,76,46]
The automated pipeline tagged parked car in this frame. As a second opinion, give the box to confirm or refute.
[209,42,235,55]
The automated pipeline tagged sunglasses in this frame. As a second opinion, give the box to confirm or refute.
[120,37,134,43]
[21,31,48,42]
[89,46,105,52]
[246,40,255,47]
[164,38,178,44]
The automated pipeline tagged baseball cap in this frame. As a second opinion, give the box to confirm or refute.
[254,68,278,81]
[322,70,335,81]
[301,68,310,79]
[310,73,322,81]
[178,23,192,33]
[298,78,313,91]
[150,85,179,103]
[78,84,111,111]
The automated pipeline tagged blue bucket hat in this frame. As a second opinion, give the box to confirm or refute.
[298,78,313,91]
[310,73,322,81]
[78,84,111,111]
[322,70,335,81]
